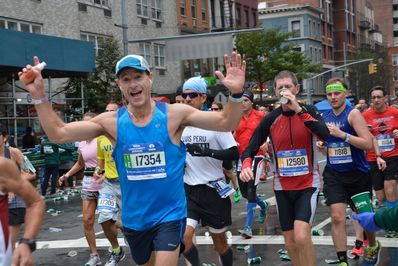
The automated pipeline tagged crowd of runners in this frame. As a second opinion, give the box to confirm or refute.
[0,51,397,266]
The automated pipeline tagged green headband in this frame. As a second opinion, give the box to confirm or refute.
[325,83,347,93]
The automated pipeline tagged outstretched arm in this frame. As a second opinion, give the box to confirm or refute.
[19,56,106,143]
[0,157,45,266]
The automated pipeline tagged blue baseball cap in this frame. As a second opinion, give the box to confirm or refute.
[115,55,150,77]
[183,76,208,94]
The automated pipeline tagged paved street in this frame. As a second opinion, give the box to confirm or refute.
[32,172,398,266]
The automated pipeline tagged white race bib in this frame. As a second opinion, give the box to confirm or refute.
[277,149,309,176]
[376,134,395,152]
[328,142,352,164]
[123,142,167,180]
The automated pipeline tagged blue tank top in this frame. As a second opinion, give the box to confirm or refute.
[113,103,187,231]
[323,105,369,173]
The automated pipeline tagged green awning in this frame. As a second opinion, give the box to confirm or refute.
[0,29,95,79]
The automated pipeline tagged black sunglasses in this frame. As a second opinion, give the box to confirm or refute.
[211,108,220,111]
[182,92,201,99]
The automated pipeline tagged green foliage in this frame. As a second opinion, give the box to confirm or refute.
[64,36,122,113]
[203,76,217,86]
[235,28,321,99]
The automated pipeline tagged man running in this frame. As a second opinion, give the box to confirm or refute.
[180,76,239,266]
[241,70,329,266]
[94,101,125,266]
[20,52,245,266]
[234,91,268,238]
[363,86,398,210]
[0,157,45,266]
[318,77,380,266]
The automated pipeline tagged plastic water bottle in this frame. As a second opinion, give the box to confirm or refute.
[247,256,262,264]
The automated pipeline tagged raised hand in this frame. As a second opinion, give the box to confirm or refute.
[214,52,246,94]
[18,56,46,100]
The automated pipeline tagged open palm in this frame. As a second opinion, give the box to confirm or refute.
[215,52,246,94]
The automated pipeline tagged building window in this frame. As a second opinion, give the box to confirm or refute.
[0,18,42,34]
[80,32,108,56]
[290,20,301,38]
[78,3,88,12]
[308,19,312,36]
[139,43,152,66]
[201,0,206,21]
[151,0,161,20]
[252,11,256,26]
[92,0,109,8]
[393,55,398,66]
[326,0,331,23]
[137,0,149,17]
[180,0,185,16]
[236,5,241,27]
[154,44,165,68]
[244,9,249,28]
[394,68,398,81]
[104,9,112,17]
[191,0,196,18]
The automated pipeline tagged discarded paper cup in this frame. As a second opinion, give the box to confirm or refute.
[351,191,373,213]
[68,250,77,257]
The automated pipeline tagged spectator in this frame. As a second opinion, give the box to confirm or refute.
[22,127,38,149]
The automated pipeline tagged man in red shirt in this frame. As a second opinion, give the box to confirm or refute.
[363,86,398,210]
[234,91,268,238]
[240,71,329,266]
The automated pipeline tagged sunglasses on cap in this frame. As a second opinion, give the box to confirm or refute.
[181,92,201,99]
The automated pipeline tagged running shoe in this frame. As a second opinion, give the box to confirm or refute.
[351,245,364,257]
[257,200,269,224]
[363,240,381,266]
[238,226,253,239]
[105,247,125,266]
[234,188,241,203]
[85,253,102,266]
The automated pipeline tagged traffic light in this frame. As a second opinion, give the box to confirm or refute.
[368,63,377,74]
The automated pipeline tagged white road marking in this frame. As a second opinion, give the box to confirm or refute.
[312,217,332,231]
[37,235,398,249]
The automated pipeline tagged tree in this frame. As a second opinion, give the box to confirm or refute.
[235,28,321,101]
[64,36,122,113]
[347,45,390,100]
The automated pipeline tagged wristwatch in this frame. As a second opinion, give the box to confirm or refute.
[17,238,36,252]
[297,105,308,116]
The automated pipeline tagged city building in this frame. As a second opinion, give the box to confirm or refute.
[0,0,182,144]
[259,0,384,102]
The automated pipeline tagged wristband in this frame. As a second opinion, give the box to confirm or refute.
[33,95,49,105]
[376,154,382,158]
[230,91,244,98]
[228,95,243,103]
[344,133,350,142]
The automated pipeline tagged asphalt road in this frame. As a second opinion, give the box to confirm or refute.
[31,160,398,265]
